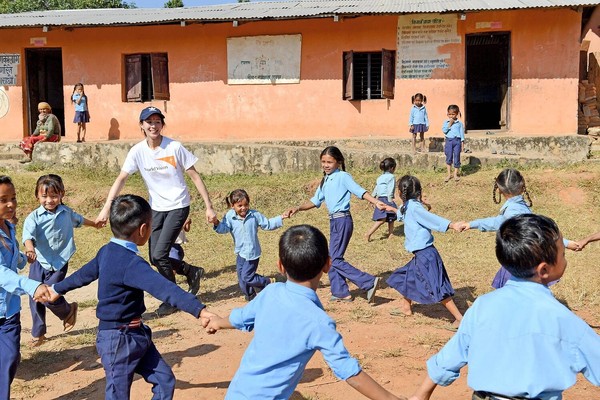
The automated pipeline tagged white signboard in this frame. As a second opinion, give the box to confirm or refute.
[227,34,301,85]
[397,14,461,79]
[0,54,19,86]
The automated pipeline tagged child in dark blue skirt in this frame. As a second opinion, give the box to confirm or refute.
[385,175,463,328]
[365,157,398,242]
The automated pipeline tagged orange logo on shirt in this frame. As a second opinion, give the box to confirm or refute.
[157,156,176,168]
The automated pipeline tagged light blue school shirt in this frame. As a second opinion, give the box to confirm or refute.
[22,205,84,271]
[372,172,395,201]
[427,278,600,399]
[442,119,465,141]
[0,221,40,319]
[72,93,87,112]
[396,199,450,252]
[469,196,571,246]
[214,209,283,261]
[310,169,367,214]
[409,104,429,126]
[225,281,361,399]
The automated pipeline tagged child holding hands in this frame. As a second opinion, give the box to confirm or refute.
[50,194,217,400]
[206,224,404,400]
[409,214,600,400]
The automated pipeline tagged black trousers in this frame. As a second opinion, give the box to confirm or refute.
[149,206,189,283]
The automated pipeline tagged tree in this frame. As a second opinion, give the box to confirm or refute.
[164,0,184,7]
[0,0,135,13]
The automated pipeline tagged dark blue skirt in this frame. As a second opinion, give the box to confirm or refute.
[386,245,454,304]
[372,196,397,222]
[412,124,428,134]
[73,111,90,123]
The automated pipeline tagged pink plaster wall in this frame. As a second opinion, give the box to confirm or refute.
[0,7,582,142]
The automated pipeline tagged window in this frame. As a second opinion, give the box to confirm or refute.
[123,53,170,102]
[343,49,395,100]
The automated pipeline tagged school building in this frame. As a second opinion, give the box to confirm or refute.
[0,0,599,143]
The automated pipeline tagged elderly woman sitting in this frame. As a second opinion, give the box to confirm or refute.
[19,102,61,163]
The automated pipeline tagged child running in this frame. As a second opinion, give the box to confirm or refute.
[366,157,398,242]
[49,194,217,400]
[22,174,99,346]
[409,214,600,400]
[287,146,384,303]
[0,175,51,399]
[409,93,429,154]
[457,168,579,288]
[213,189,287,301]
[206,224,404,400]
[442,104,464,183]
[385,175,463,328]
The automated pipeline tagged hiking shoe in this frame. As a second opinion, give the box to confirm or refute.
[156,302,178,317]
[183,262,204,296]
[367,277,380,304]
[63,302,78,332]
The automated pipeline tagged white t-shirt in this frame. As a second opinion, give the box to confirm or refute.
[122,136,198,211]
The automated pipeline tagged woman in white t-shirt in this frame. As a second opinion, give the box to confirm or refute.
[95,107,216,316]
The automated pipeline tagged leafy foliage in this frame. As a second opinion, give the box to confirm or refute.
[164,0,184,7]
[0,0,135,13]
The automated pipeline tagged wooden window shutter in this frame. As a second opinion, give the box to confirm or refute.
[343,51,354,100]
[381,49,395,99]
[124,54,142,102]
[151,53,170,101]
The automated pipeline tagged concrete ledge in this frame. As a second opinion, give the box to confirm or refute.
[0,135,591,175]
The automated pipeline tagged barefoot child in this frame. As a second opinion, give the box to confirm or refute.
[409,214,600,400]
[366,157,398,242]
[22,174,99,346]
[385,175,463,327]
[442,104,464,183]
[50,194,217,400]
[206,225,404,400]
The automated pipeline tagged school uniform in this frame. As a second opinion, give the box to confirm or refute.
[72,94,90,123]
[310,169,377,298]
[225,281,361,399]
[427,278,600,399]
[371,172,397,222]
[53,239,206,400]
[442,119,465,168]
[409,104,429,133]
[22,204,83,337]
[386,200,455,303]
[214,209,283,298]
[0,221,41,399]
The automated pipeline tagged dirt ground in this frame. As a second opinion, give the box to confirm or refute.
[12,276,600,400]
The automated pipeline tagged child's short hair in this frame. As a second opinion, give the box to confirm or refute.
[279,225,328,281]
[226,189,250,207]
[110,194,152,239]
[496,214,560,279]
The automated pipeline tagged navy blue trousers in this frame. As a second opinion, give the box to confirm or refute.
[96,325,175,400]
[236,255,270,297]
[329,216,376,298]
[28,261,72,338]
[0,313,21,400]
[444,137,462,168]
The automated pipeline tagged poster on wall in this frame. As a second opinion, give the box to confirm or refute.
[397,14,460,79]
[227,34,301,85]
[0,54,20,86]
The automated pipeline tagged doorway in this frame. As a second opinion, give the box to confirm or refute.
[25,48,65,137]
[465,33,511,131]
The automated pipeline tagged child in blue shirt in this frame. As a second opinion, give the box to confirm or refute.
[409,214,600,400]
[214,189,287,301]
[442,104,465,183]
[456,168,579,288]
[366,157,398,242]
[71,83,89,143]
[408,93,429,154]
[22,174,99,346]
[385,175,463,328]
[288,146,384,302]
[0,175,51,399]
[206,224,403,400]
[49,194,217,400]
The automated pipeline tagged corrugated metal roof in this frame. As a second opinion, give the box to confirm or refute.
[0,0,597,28]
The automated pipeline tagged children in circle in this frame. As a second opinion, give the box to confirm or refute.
[365,157,398,242]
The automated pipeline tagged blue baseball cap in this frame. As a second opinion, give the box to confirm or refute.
[139,106,165,121]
